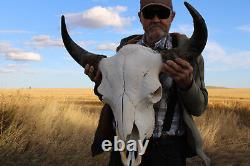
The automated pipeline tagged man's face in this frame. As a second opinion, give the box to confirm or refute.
[139,5,175,46]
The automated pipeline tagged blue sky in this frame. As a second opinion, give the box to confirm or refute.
[0,0,250,88]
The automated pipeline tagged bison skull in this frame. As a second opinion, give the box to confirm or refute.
[98,44,162,165]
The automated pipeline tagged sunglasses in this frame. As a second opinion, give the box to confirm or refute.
[141,5,172,20]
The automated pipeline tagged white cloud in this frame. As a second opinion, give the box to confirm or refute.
[114,27,143,35]
[0,42,41,61]
[28,35,63,48]
[0,67,15,73]
[7,52,41,61]
[96,42,118,51]
[172,24,193,37]
[27,35,96,49]
[65,6,134,29]
[204,42,226,62]
[237,24,250,32]
[0,64,30,74]
[203,41,250,70]
[78,40,97,47]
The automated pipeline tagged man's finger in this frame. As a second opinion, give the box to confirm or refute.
[84,64,90,75]
[163,63,180,77]
[89,66,94,73]
[88,66,95,80]
[93,70,101,82]
[166,60,183,73]
[175,58,192,69]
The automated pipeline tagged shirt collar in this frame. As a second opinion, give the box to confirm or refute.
[138,33,173,50]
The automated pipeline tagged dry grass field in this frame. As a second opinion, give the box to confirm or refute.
[0,88,250,166]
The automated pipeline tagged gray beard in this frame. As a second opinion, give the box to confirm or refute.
[145,25,167,47]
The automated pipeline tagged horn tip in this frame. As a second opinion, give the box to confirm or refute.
[184,1,192,8]
[61,15,65,20]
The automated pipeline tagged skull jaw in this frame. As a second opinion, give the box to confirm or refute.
[117,125,145,166]
[120,151,142,166]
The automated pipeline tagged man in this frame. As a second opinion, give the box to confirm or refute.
[85,0,210,165]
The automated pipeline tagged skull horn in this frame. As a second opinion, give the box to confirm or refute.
[61,15,106,70]
[183,2,208,58]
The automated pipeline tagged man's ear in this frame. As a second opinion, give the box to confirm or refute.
[170,11,176,21]
[138,12,142,23]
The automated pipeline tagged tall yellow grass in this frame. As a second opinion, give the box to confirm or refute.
[0,89,108,166]
[0,88,250,165]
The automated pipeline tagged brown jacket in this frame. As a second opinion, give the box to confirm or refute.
[91,33,210,166]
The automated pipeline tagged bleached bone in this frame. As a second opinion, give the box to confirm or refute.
[98,44,162,165]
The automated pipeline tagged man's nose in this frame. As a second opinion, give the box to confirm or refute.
[151,15,160,22]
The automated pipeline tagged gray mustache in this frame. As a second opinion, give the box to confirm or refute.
[147,24,166,31]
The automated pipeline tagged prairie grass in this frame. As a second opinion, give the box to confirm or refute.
[0,88,250,165]
[0,89,108,166]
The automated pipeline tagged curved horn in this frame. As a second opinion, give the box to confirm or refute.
[183,2,208,58]
[61,15,106,70]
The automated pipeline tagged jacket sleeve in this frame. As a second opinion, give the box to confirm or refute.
[178,55,208,116]
[94,82,103,101]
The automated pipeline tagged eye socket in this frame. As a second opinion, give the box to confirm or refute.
[148,86,162,103]
[151,87,161,96]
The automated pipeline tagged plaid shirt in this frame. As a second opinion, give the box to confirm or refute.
[138,35,185,137]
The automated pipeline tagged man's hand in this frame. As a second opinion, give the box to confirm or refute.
[161,58,193,90]
[84,64,102,83]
